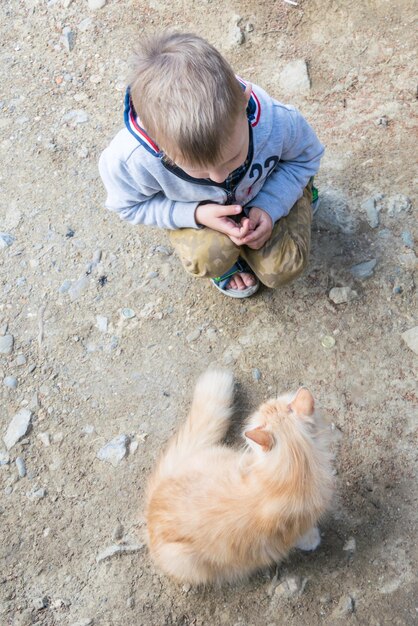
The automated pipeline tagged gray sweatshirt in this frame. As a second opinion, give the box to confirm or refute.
[98,81,325,229]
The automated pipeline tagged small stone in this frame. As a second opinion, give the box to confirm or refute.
[0,334,14,354]
[16,456,26,478]
[387,194,412,217]
[274,576,307,598]
[229,24,244,46]
[38,432,51,447]
[0,450,10,465]
[4,376,18,389]
[332,594,355,617]
[121,308,135,319]
[61,26,75,52]
[4,408,32,450]
[361,196,381,228]
[112,524,124,541]
[83,424,95,435]
[343,537,356,552]
[401,231,414,249]
[68,275,90,301]
[279,60,310,94]
[0,232,15,249]
[350,259,377,279]
[96,315,108,332]
[252,368,261,381]
[321,335,336,349]
[154,245,172,256]
[70,620,93,626]
[97,435,129,467]
[88,0,107,9]
[129,440,139,455]
[126,597,135,609]
[27,487,47,500]
[313,188,357,235]
[401,327,418,355]
[4,486,13,496]
[329,286,358,304]
[186,329,201,342]
[78,17,93,31]
[62,110,89,125]
[59,279,72,294]
[33,596,48,610]
[15,354,26,366]
[182,583,191,594]
[63,0,74,7]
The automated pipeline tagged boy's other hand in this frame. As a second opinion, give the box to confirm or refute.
[195,203,252,240]
[229,207,273,249]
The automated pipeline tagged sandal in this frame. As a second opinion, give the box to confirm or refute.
[211,258,259,299]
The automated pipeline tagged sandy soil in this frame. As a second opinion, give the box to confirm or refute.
[1,0,417,624]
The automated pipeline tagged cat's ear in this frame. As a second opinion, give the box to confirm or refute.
[289,388,314,416]
[245,427,274,452]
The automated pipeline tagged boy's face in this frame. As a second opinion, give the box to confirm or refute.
[175,112,249,184]
[173,84,252,184]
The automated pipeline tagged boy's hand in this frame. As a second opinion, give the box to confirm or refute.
[195,203,252,240]
[229,207,273,249]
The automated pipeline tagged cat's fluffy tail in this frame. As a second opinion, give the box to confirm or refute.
[159,369,234,472]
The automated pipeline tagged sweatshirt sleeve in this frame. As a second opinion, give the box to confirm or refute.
[248,106,325,223]
[98,147,200,230]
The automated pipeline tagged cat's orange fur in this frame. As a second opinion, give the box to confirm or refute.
[146,369,334,585]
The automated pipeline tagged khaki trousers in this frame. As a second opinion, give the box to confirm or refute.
[169,184,313,289]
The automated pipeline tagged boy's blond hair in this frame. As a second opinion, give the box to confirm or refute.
[129,32,247,167]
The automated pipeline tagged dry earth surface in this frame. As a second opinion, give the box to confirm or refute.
[1,0,417,625]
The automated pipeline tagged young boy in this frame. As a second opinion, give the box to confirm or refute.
[99,32,324,298]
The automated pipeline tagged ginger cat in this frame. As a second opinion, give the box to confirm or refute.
[146,369,334,585]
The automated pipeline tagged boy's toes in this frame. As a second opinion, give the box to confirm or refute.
[229,272,256,290]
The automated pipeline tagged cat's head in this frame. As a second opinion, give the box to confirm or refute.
[244,388,316,454]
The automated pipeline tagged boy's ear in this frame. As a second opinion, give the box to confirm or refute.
[289,388,315,417]
[245,426,274,452]
[244,82,252,104]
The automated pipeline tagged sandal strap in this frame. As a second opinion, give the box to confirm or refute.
[212,259,251,289]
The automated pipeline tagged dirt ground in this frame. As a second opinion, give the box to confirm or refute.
[1,0,417,624]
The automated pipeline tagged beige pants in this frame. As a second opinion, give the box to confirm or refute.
[169,185,313,289]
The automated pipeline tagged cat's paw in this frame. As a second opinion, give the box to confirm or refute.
[295,526,321,552]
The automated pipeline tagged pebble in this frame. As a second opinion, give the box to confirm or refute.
[4,376,18,389]
[401,231,414,249]
[38,432,51,447]
[27,487,47,500]
[70,620,94,626]
[61,26,75,52]
[0,232,15,248]
[58,280,72,296]
[279,60,310,94]
[343,537,356,552]
[16,456,26,478]
[121,308,135,319]
[68,275,90,301]
[154,245,172,256]
[78,17,93,31]
[88,0,107,9]
[332,594,355,617]
[126,596,135,609]
[96,542,144,562]
[33,596,48,610]
[62,110,89,125]
[129,440,139,455]
[15,354,26,366]
[401,326,418,355]
[3,408,32,450]
[63,0,74,7]
[186,329,201,342]
[96,315,108,332]
[0,334,14,354]
[350,259,377,279]
[112,523,124,541]
[0,450,10,465]
[387,194,412,216]
[321,335,336,349]
[274,576,307,598]
[361,195,383,228]
[329,286,358,304]
[313,188,357,235]
[229,23,244,46]
[97,435,129,467]
[252,368,261,381]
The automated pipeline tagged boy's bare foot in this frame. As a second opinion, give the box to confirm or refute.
[227,272,257,290]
